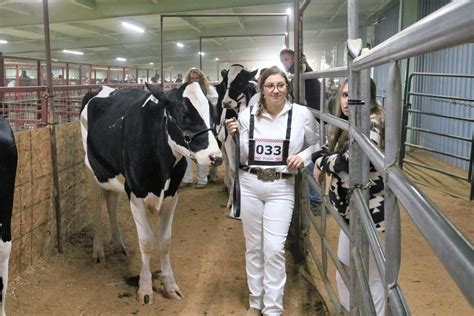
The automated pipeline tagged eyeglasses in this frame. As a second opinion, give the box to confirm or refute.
[263,83,287,91]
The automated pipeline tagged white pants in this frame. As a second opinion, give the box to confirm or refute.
[182,157,209,185]
[336,230,385,315]
[240,171,295,316]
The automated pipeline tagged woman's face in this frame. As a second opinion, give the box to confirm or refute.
[262,74,288,107]
[340,82,349,117]
[189,71,201,83]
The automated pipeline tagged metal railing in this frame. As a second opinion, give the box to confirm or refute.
[293,0,474,314]
[400,72,474,200]
[0,83,156,131]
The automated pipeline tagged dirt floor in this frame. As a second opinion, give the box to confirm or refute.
[6,149,473,315]
[7,172,326,316]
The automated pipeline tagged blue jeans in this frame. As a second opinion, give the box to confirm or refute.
[305,162,321,204]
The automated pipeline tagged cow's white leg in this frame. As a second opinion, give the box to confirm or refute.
[157,193,182,300]
[129,193,155,304]
[0,241,11,316]
[105,191,127,255]
[87,171,106,262]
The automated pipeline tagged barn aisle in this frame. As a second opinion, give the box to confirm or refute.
[7,174,324,315]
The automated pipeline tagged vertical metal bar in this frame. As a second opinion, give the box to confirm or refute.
[285,15,290,48]
[146,69,150,83]
[160,15,164,89]
[66,63,69,85]
[347,0,363,314]
[42,0,63,254]
[107,66,110,84]
[400,72,414,168]
[135,67,139,83]
[293,0,301,103]
[78,65,82,85]
[469,134,474,200]
[199,37,203,70]
[385,61,404,315]
[319,78,328,275]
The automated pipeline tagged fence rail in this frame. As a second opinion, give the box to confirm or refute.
[294,0,474,314]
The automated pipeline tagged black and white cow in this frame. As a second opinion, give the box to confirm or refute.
[80,82,222,304]
[215,65,257,218]
[0,117,17,316]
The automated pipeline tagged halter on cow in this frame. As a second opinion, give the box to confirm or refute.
[80,82,222,304]
[215,64,258,219]
[0,117,17,316]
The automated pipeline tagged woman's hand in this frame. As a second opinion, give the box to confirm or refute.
[225,118,239,136]
[313,166,325,184]
[287,155,304,171]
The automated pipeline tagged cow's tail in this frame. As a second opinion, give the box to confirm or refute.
[81,91,99,113]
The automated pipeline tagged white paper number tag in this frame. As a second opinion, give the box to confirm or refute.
[253,138,285,162]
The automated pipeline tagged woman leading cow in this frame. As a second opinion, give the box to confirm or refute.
[225,66,319,315]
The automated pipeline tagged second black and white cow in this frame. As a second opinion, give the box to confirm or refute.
[80,82,222,304]
[215,65,257,218]
[0,116,17,316]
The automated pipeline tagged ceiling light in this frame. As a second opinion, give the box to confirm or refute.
[0,39,8,44]
[215,57,219,61]
[63,49,84,55]
[282,45,287,49]
[116,57,127,61]
[286,8,292,15]
[198,52,205,56]
[176,42,184,48]
[149,62,154,65]
[121,21,145,33]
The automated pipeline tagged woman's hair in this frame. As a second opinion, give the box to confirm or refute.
[327,78,384,153]
[256,66,291,118]
[184,67,210,92]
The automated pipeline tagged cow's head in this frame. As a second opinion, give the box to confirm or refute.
[146,82,222,167]
[221,64,258,110]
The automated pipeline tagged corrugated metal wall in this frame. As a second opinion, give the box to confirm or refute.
[411,0,474,170]
[373,4,399,104]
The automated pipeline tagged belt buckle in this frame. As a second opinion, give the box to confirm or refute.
[257,168,277,182]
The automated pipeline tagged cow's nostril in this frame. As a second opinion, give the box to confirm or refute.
[210,155,223,166]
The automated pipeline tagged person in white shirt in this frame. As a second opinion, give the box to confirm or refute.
[181,67,219,188]
[226,66,319,316]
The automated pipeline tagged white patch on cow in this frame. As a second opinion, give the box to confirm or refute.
[143,179,170,213]
[100,175,126,193]
[222,65,245,109]
[182,82,211,128]
[80,86,117,174]
[142,94,159,107]
[0,240,12,316]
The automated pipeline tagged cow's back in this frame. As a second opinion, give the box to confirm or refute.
[0,117,17,242]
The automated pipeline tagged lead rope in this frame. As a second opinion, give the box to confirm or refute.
[232,126,241,218]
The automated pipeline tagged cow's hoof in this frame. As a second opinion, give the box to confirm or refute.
[93,250,105,263]
[165,290,183,300]
[137,292,154,305]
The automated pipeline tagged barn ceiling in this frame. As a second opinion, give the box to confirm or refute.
[0,0,397,79]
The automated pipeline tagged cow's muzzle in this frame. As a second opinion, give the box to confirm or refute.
[210,155,223,166]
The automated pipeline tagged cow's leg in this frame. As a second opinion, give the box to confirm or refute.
[0,241,11,316]
[88,172,106,262]
[157,193,182,300]
[105,191,127,255]
[129,193,155,304]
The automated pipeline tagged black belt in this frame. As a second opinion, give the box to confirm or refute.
[240,167,293,182]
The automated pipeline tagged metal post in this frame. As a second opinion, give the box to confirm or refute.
[385,61,404,315]
[160,15,164,89]
[293,0,301,103]
[199,37,202,70]
[285,15,290,48]
[42,0,63,254]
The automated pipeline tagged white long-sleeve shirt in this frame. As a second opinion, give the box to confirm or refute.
[238,101,320,174]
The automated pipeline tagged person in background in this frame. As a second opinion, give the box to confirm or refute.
[181,67,219,188]
[175,73,183,83]
[312,78,385,314]
[280,48,322,214]
[226,66,319,315]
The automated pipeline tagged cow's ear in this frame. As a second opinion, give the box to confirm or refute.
[249,69,258,79]
[145,82,166,103]
[221,69,228,79]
